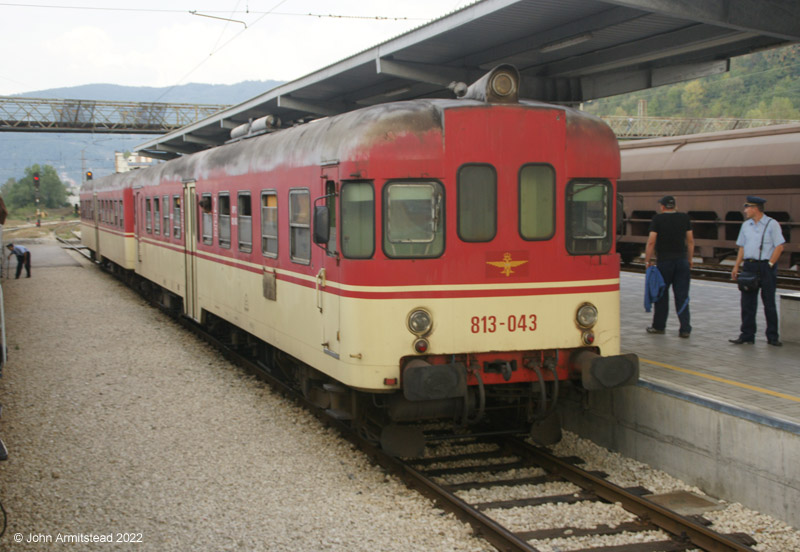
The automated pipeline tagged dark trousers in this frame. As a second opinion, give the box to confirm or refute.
[739,260,778,341]
[14,252,30,278]
[652,258,691,334]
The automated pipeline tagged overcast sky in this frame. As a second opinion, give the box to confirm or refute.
[1,0,470,96]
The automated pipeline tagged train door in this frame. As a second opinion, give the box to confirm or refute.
[183,182,199,321]
[318,165,341,360]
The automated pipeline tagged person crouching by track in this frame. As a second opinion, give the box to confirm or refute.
[730,196,785,347]
[644,195,694,338]
[6,243,31,279]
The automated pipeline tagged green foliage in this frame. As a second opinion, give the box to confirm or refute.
[584,44,800,119]
[1,164,69,210]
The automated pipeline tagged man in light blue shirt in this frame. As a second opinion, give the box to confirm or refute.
[730,196,785,346]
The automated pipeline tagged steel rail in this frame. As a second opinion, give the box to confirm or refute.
[499,437,756,552]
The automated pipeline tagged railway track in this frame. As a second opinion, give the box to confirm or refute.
[623,262,800,290]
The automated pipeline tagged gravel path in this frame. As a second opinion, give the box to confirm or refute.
[0,238,797,551]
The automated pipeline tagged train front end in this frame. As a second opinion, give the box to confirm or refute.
[330,67,638,451]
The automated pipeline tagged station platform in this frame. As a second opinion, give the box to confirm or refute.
[560,270,800,528]
[621,271,800,432]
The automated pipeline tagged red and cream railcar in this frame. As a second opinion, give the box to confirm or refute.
[79,174,136,270]
[81,67,637,452]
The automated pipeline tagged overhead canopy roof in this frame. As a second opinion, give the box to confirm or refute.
[137,0,800,160]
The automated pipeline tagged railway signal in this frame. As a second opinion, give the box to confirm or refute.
[86,171,93,181]
[33,172,40,190]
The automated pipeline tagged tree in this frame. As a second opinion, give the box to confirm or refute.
[681,81,707,117]
[0,165,69,210]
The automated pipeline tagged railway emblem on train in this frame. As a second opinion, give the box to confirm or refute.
[486,252,529,277]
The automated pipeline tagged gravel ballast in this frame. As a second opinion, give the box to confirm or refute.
[0,239,797,551]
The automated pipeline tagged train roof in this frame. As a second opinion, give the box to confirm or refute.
[619,123,800,184]
[83,96,608,193]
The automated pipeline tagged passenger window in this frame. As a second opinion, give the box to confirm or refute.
[200,194,213,246]
[218,193,231,248]
[519,165,555,240]
[172,195,181,239]
[146,198,152,233]
[238,192,252,252]
[458,164,496,242]
[566,179,612,255]
[341,182,374,259]
[261,191,278,258]
[289,189,311,264]
[153,197,161,234]
[383,181,444,258]
[119,200,124,228]
[162,195,169,236]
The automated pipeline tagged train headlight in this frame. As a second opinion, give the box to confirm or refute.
[490,70,517,98]
[407,308,433,336]
[576,303,598,328]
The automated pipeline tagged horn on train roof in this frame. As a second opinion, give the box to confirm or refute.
[460,64,520,104]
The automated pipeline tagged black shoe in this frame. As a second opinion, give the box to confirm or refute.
[729,337,754,344]
[679,331,690,338]
[768,339,783,347]
[646,327,665,334]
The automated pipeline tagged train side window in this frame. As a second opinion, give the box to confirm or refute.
[458,164,496,242]
[565,179,612,255]
[519,164,555,240]
[119,200,124,228]
[153,197,161,234]
[172,195,181,239]
[218,193,231,248]
[114,200,119,227]
[145,198,152,233]
[261,191,278,258]
[289,188,311,264]
[341,182,374,259]
[162,195,169,236]
[238,192,252,253]
[201,193,213,246]
[383,181,445,259]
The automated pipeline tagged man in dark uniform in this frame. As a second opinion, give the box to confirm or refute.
[643,195,694,337]
[730,196,785,346]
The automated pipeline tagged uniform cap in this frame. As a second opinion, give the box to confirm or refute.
[744,196,766,206]
[658,195,676,208]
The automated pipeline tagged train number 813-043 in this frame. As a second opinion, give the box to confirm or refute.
[470,314,538,333]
